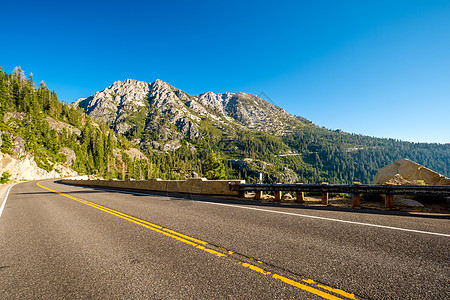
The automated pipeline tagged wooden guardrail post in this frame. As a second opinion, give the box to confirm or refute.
[321,182,329,205]
[385,194,394,208]
[295,183,305,203]
[229,182,245,198]
[274,183,282,202]
[352,182,361,208]
[254,180,262,200]
[385,182,394,208]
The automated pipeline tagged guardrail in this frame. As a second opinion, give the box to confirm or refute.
[229,182,450,208]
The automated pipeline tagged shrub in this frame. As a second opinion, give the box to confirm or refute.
[0,172,11,184]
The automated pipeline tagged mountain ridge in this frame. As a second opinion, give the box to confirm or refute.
[2,67,448,184]
[72,78,304,143]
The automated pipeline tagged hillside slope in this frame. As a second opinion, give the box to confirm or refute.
[0,68,152,182]
[73,78,450,183]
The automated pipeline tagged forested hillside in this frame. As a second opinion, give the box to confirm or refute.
[0,68,241,181]
[1,67,448,184]
[283,126,450,183]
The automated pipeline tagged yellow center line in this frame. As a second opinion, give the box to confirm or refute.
[37,181,358,300]
[239,262,272,275]
[37,182,208,245]
[272,274,344,300]
[74,197,208,245]
[162,228,208,245]
[317,284,358,300]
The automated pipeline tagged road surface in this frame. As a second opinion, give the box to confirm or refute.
[1,180,449,299]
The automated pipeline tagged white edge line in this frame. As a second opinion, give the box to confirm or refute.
[68,185,450,238]
[200,201,450,238]
[0,183,17,218]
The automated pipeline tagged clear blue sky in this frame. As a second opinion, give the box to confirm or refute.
[2,0,449,143]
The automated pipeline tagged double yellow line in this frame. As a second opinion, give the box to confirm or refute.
[37,182,358,300]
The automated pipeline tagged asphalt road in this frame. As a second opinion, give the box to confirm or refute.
[1,179,449,299]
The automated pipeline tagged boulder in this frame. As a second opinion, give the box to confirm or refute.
[60,147,76,166]
[394,198,424,209]
[114,122,132,135]
[372,159,450,186]
[126,148,148,160]
[46,117,81,136]
[4,112,25,122]
[282,193,293,200]
[190,171,200,178]
[373,159,449,206]
[13,136,26,157]
[163,140,182,151]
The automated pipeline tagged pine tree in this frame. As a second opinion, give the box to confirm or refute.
[203,151,225,179]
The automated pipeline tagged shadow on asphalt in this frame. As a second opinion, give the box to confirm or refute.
[26,180,450,221]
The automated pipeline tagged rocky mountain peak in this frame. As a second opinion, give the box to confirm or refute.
[153,78,167,86]
[72,78,306,150]
[72,78,151,125]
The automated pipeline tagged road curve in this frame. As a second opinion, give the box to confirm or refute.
[1,179,449,299]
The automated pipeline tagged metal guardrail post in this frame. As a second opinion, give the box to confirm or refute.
[295,183,305,203]
[352,182,361,208]
[321,182,329,205]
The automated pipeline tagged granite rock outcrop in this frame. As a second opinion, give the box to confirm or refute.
[372,158,450,186]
